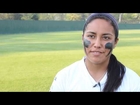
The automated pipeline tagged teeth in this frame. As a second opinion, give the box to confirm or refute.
[92,51,101,55]
[94,52,100,54]
[94,51,100,53]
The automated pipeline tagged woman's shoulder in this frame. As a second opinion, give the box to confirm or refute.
[125,67,140,78]
[123,67,140,84]
[55,58,84,77]
[117,67,140,91]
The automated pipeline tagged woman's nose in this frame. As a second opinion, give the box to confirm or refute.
[93,39,101,48]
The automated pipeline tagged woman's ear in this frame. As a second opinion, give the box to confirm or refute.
[82,34,84,41]
[82,35,84,46]
[114,38,119,48]
[82,34,84,39]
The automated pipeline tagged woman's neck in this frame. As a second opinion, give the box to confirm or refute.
[84,57,109,82]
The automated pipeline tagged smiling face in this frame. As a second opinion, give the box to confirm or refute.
[82,18,118,65]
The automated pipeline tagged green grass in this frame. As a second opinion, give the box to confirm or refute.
[0,30,140,91]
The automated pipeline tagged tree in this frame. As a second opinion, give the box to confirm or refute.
[31,14,39,20]
[0,13,8,20]
[65,13,81,21]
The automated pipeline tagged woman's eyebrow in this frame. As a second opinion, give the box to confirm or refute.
[86,31,113,36]
[86,31,96,34]
[103,33,113,36]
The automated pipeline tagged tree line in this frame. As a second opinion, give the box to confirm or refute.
[0,13,140,23]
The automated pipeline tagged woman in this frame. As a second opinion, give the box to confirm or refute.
[49,13,140,92]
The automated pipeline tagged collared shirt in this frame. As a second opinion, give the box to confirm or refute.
[49,57,140,92]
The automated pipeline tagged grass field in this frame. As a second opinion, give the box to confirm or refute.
[0,30,140,92]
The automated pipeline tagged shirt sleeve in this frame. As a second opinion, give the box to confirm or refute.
[49,70,67,92]
[131,76,140,92]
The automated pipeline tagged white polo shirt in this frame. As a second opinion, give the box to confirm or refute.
[49,57,140,92]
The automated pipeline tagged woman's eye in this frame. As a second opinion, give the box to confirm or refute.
[88,35,95,38]
[103,36,110,40]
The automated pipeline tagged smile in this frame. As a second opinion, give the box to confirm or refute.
[91,51,102,56]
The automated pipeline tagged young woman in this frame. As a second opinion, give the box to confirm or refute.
[49,13,140,92]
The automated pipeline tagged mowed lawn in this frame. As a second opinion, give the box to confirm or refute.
[0,30,140,92]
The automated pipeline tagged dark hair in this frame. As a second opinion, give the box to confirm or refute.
[83,13,126,92]
[83,13,119,41]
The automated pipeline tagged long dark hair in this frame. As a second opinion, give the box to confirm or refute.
[83,13,126,92]
[103,54,125,92]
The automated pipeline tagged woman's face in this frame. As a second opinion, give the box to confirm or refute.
[83,18,118,65]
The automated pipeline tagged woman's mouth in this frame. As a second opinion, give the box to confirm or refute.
[91,51,102,56]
